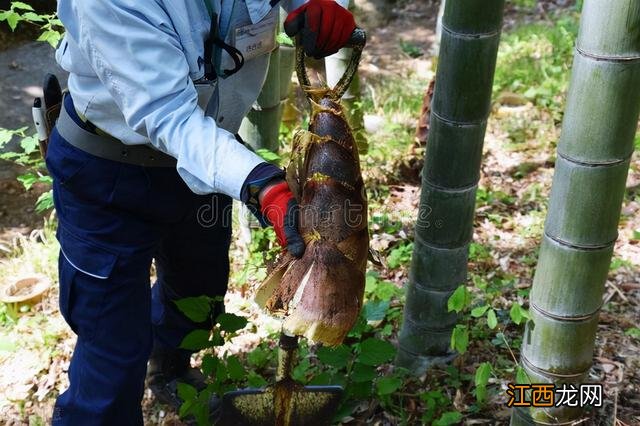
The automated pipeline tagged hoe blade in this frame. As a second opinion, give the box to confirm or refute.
[218,385,343,426]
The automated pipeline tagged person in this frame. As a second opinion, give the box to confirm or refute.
[46,0,357,424]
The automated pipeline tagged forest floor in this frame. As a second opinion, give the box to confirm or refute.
[0,0,638,425]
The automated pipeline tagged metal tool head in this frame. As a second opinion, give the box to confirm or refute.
[218,333,344,425]
[218,384,343,426]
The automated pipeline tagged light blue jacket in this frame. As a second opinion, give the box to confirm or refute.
[56,0,305,199]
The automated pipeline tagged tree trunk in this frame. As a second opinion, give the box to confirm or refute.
[396,0,505,373]
[511,1,640,424]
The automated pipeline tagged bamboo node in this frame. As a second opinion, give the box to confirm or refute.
[309,97,344,119]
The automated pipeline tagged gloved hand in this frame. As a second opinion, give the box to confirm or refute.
[259,181,305,258]
[284,0,356,59]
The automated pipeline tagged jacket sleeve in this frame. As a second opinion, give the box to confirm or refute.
[59,0,264,199]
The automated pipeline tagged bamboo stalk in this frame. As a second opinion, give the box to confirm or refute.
[238,46,281,152]
[280,46,299,126]
[511,1,640,424]
[396,0,505,372]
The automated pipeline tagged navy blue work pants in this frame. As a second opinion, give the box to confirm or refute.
[47,98,232,425]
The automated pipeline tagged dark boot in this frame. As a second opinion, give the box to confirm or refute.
[146,346,221,423]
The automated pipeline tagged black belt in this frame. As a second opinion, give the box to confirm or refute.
[56,102,177,168]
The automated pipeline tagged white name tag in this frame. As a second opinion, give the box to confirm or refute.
[233,9,277,61]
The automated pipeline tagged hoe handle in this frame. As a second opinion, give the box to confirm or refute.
[277,332,299,381]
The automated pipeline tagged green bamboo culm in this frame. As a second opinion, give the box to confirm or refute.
[511,1,640,424]
[396,0,505,372]
[238,46,281,152]
[324,0,367,153]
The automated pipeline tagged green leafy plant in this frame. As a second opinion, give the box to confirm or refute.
[386,242,413,269]
[399,40,423,58]
[174,296,251,423]
[474,362,492,404]
[0,128,53,212]
[276,32,293,47]
[625,327,640,340]
[0,2,64,47]
[493,12,579,115]
[0,2,63,214]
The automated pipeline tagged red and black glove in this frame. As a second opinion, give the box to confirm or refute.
[259,181,305,258]
[284,0,356,59]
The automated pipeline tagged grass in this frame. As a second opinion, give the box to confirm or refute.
[493,11,579,117]
[0,213,58,285]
